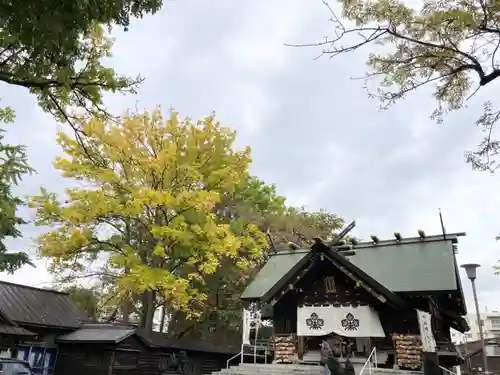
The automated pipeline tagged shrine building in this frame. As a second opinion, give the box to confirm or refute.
[240,231,469,371]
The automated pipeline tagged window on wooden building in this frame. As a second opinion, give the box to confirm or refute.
[113,350,139,369]
[23,347,58,375]
[323,276,336,293]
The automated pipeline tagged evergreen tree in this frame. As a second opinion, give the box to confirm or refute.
[0,108,34,273]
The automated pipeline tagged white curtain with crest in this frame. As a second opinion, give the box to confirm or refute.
[297,305,385,337]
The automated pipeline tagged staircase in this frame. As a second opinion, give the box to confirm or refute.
[213,363,424,375]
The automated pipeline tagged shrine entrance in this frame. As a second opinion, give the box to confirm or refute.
[300,335,371,363]
[295,304,385,363]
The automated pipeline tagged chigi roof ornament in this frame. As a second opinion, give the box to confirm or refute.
[418,229,426,240]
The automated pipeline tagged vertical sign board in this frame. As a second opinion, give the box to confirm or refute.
[417,310,440,375]
[417,310,436,352]
[242,309,251,345]
[242,305,262,345]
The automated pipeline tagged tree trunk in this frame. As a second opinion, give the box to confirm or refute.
[121,299,130,324]
[159,302,168,333]
[142,290,156,332]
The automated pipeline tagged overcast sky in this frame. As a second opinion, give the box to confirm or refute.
[1,0,500,314]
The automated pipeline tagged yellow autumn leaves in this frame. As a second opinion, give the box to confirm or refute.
[28,109,268,316]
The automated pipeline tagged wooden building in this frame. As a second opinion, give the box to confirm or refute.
[55,324,239,375]
[458,338,500,375]
[0,280,89,374]
[241,232,469,371]
[0,280,239,375]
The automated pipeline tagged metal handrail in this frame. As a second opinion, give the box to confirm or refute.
[227,350,242,369]
[359,347,378,375]
[439,365,458,375]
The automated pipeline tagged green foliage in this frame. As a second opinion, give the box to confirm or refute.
[0,0,163,52]
[301,0,500,171]
[0,0,165,275]
[64,286,101,322]
[268,207,344,248]
[0,112,35,272]
[0,0,164,124]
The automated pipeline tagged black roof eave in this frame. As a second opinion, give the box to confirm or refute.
[135,331,240,355]
[441,309,469,333]
[0,325,37,336]
[57,338,120,344]
[16,321,81,331]
[56,329,240,355]
[453,256,467,315]
[55,327,136,344]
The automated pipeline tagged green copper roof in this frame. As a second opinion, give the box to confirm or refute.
[240,251,309,300]
[347,240,457,292]
[241,234,462,301]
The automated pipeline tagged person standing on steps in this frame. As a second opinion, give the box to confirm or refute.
[344,356,355,375]
[320,340,333,375]
[326,346,344,375]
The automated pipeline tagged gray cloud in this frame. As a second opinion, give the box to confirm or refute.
[0,0,499,313]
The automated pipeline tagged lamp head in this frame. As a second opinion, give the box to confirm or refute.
[461,263,481,280]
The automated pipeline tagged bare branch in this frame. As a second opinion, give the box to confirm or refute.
[289,0,500,170]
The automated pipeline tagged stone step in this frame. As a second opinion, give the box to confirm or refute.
[212,364,423,375]
[238,363,321,371]
[216,371,422,375]
[227,363,363,373]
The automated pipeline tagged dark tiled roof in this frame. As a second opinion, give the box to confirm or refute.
[54,322,240,355]
[136,330,240,355]
[0,281,88,329]
[57,324,135,343]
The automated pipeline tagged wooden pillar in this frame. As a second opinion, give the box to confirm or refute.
[367,338,373,357]
[422,352,440,375]
[108,351,115,375]
[297,336,304,360]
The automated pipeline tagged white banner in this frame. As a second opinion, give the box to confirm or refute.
[242,309,251,345]
[297,305,385,337]
[242,306,261,345]
[417,310,436,352]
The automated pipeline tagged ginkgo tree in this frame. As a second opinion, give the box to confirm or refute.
[167,203,345,340]
[29,109,268,331]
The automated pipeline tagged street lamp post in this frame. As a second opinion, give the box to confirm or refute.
[461,263,489,374]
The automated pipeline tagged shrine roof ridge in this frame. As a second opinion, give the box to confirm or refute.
[269,231,465,257]
[242,231,465,301]
[347,232,465,248]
